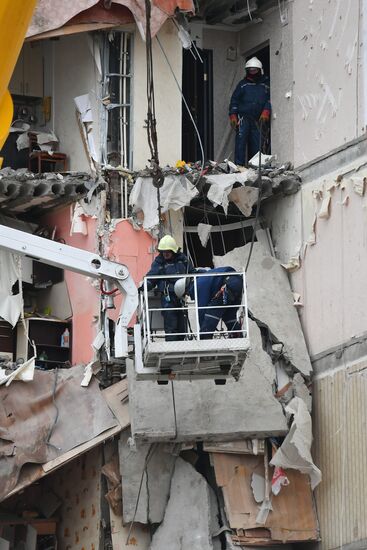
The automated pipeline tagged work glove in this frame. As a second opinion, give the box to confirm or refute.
[229,114,238,129]
[259,109,270,123]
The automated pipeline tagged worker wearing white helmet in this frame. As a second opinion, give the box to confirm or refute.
[229,56,271,166]
[143,235,194,341]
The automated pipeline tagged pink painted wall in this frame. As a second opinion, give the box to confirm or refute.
[41,207,155,364]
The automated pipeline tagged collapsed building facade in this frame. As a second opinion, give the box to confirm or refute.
[0,1,366,550]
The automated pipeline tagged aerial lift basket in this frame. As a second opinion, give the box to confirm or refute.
[134,271,250,382]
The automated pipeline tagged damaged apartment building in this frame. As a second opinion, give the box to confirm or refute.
[0,1,366,550]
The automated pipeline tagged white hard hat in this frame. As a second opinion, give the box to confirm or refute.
[174,278,186,299]
[245,57,264,74]
[158,235,178,253]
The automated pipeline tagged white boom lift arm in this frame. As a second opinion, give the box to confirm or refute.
[0,224,138,358]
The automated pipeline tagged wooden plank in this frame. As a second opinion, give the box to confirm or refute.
[204,440,264,455]
[211,453,319,544]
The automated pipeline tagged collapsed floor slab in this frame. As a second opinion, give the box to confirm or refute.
[128,319,287,442]
[214,242,312,377]
[119,430,177,524]
[149,457,219,550]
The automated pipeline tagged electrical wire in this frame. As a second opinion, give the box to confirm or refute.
[156,35,206,187]
[245,120,264,272]
[247,0,253,20]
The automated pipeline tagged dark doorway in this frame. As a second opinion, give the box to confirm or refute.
[182,47,214,162]
[245,43,271,154]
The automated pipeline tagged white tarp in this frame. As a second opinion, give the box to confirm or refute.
[129,175,198,231]
[270,397,322,489]
[0,251,23,327]
[206,170,258,214]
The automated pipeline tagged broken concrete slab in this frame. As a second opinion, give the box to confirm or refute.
[128,319,287,442]
[149,457,219,550]
[214,242,312,377]
[118,431,177,524]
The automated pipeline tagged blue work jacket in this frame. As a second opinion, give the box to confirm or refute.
[190,267,243,323]
[146,252,194,294]
[229,75,271,120]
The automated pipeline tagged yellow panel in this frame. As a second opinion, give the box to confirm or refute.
[0,0,37,149]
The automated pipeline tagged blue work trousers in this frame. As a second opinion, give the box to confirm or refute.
[234,116,260,166]
[162,297,186,341]
[200,296,242,339]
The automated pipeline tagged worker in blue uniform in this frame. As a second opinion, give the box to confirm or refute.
[144,235,194,341]
[229,57,271,166]
[184,267,243,339]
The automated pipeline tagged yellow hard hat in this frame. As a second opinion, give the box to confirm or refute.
[158,235,178,253]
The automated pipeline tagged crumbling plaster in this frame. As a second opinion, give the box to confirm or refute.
[265,157,367,358]
[132,20,182,169]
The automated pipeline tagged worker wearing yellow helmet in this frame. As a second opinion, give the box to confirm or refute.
[143,235,194,341]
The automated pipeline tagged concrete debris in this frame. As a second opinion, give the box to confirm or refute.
[149,457,220,550]
[270,397,321,489]
[214,242,312,377]
[128,319,287,442]
[119,431,177,524]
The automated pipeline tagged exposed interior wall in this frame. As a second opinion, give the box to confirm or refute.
[132,20,182,169]
[292,0,360,167]
[41,207,155,363]
[41,206,100,365]
[237,7,294,164]
[201,28,240,160]
[52,33,101,172]
[47,446,103,550]
[264,155,367,358]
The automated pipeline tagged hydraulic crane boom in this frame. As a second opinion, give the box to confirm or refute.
[0,1,38,155]
[0,224,138,358]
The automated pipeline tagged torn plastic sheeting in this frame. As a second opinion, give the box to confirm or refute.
[270,397,321,490]
[129,175,198,231]
[27,0,195,40]
[197,223,212,247]
[0,250,23,327]
[206,170,258,214]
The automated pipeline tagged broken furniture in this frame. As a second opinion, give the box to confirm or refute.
[16,317,71,369]
[28,132,67,174]
[134,271,250,382]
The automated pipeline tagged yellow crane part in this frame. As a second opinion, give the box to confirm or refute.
[0,0,37,158]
